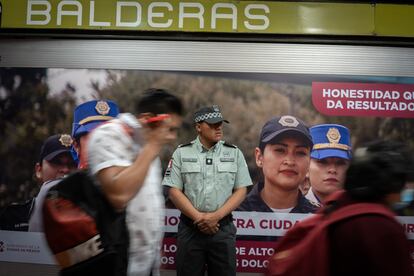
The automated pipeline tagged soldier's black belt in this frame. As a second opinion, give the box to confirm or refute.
[180,213,233,228]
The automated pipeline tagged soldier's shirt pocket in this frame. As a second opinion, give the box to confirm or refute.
[181,160,202,189]
[181,162,201,173]
[217,162,237,186]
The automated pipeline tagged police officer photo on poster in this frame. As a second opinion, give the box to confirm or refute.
[1,65,414,275]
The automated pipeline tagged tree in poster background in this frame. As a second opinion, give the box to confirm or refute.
[93,70,414,179]
[3,68,413,207]
[93,70,297,180]
[0,68,76,207]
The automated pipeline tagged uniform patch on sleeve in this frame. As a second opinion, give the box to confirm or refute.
[164,158,173,177]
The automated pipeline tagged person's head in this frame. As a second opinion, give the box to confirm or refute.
[72,100,120,168]
[136,88,184,140]
[308,124,352,200]
[35,134,77,183]
[256,115,313,192]
[193,105,229,148]
[344,140,413,205]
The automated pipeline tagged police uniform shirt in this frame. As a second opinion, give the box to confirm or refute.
[305,187,322,205]
[237,181,319,213]
[162,137,253,212]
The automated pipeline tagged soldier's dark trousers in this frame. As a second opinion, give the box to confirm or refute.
[176,220,237,276]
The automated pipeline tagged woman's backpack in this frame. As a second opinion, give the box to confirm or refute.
[43,170,129,276]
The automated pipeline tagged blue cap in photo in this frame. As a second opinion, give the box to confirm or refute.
[310,124,352,160]
[72,100,119,139]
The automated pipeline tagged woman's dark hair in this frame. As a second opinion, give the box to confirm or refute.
[135,88,183,116]
[344,140,413,201]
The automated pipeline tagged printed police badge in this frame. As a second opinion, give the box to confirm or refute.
[59,134,73,147]
[326,128,341,144]
[95,101,110,115]
[278,115,299,127]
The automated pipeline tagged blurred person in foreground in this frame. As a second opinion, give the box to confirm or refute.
[328,140,414,276]
[0,134,76,231]
[162,105,252,276]
[28,100,119,232]
[266,140,414,276]
[88,89,183,276]
[237,115,319,213]
[305,124,352,205]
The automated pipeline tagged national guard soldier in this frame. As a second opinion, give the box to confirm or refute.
[306,124,352,205]
[162,105,253,276]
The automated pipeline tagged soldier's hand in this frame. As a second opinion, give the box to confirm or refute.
[195,213,220,234]
[198,224,219,235]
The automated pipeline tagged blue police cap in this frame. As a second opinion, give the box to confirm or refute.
[72,100,119,139]
[310,124,352,160]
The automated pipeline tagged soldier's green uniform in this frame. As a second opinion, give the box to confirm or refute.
[163,137,252,212]
[163,120,252,276]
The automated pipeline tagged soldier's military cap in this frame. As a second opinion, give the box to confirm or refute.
[310,124,352,160]
[194,105,229,124]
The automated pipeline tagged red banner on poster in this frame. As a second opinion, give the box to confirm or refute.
[161,237,277,273]
[235,240,277,273]
[312,82,414,118]
[161,237,177,270]
[160,211,414,273]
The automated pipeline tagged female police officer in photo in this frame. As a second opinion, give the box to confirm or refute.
[305,124,352,205]
[162,105,252,276]
[237,115,319,213]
